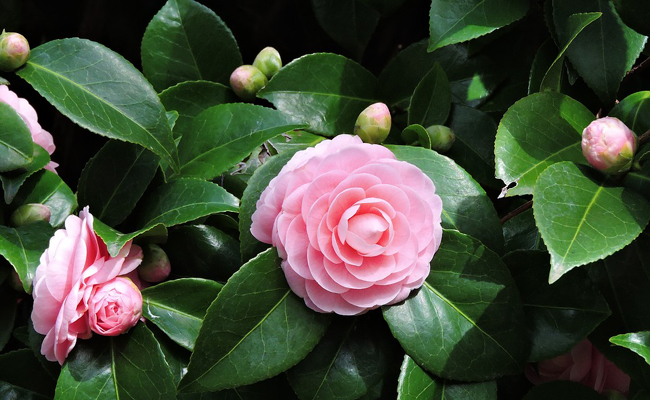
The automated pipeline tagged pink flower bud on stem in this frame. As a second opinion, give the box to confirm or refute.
[426,125,455,153]
[137,243,171,283]
[582,117,637,174]
[253,47,282,79]
[354,103,391,144]
[229,65,268,101]
[0,31,30,72]
[9,203,51,227]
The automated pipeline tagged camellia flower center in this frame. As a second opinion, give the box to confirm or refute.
[347,213,389,245]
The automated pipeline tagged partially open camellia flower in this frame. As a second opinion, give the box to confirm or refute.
[251,134,443,315]
[526,339,630,397]
[87,277,143,336]
[31,207,143,364]
[0,85,58,173]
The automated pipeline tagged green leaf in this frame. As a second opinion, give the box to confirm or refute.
[552,0,647,103]
[286,314,392,400]
[0,101,33,172]
[0,76,9,85]
[397,355,497,400]
[267,131,325,154]
[0,349,55,400]
[428,0,529,52]
[611,0,650,36]
[387,145,504,253]
[78,140,159,227]
[401,124,431,149]
[141,0,242,92]
[55,324,176,400]
[528,39,558,95]
[93,220,166,259]
[539,13,602,92]
[158,80,237,139]
[177,104,307,180]
[166,225,241,282]
[0,221,54,293]
[610,91,650,135]
[533,162,650,283]
[611,332,650,365]
[0,287,16,352]
[0,145,50,204]
[11,170,76,227]
[504,250,610,361]
[502,209,544,254]
[383,230,526,381]
[17,38,180,171]
[523,381,605,400]
[495,92,593,196]
[311,0,380,59]
[445,105,499,188]
[149,324,190,386]
[142,278,222,351]
[258,53,378,137]
[179,248,331,393]
[408,63,451,127]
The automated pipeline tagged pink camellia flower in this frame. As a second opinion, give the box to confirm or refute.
[526,339,631,396]
[31,207,143,364]
[251,134,443,315]
[582,117,637,174]
[87,277,143,336]
[0,85,58,173]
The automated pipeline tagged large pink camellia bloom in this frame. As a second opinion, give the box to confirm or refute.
[0,85,58,173]
[31,207,143,364]
[526,339,630,396]
[251,134,443,315]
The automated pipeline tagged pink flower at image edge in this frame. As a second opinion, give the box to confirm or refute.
[250,134,443,315]
[526,339,631,396]
[0,85,58,173]
[31,207,143,364]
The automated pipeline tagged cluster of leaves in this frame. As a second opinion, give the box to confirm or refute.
[1,0,650,399]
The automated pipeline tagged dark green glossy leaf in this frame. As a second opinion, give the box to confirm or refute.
[141,0,242,92]
[142,278,222,351]
[611,332,650,365]
[528,39,557,95]
[158,80,237,139]
[0,101,33,172]
[505,250,610,361]
[176,103,307,180]
[495,92,593,196]
[0,221,53,293]
[11,170,76,227]
[17,38,179,171]
[258,53,378,137]
[0,287,16,351]
[267,131,325,154]
[534,162,650,283]
[0,145,50,204]
[0,349,55,400]
[397,355,497,400]
[523,381,605,400]
[179,248,331,393]
[286,315,391,400]
[502,208,543,254]
[553,0,647,103]
[408,63,451,127]
[383,230,526,381]
[612,0,650,36]
[78,140,159,227]
[166,225,241,282]
[55,324,176,400]
[149,324,190,386]
[388,145,504,253]
[610,91,650,135]
[428,0,529,52]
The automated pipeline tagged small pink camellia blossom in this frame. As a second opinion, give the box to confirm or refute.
[526,339,631,397]
[31,207,143,364]
[0,85,58,173]
[251,134,443,315]
[582,117,637,174]
[87,277,143,336]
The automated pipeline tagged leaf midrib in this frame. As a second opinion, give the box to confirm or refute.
[260,89,376,103]
[558,185,604,266]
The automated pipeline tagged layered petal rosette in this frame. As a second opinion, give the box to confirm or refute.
[251,134,443,315]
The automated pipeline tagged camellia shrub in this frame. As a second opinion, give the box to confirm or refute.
[1,0,650,399]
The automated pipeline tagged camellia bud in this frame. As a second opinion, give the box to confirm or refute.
[137,243,171,283]
[253,47,282,79]
[9,203,51,227]
[0,31,30,72]
[426,125,455,153]
[354,103,391,144]
[229,65,268,101]
[582,117,637,173]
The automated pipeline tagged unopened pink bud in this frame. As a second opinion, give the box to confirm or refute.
[137,243,171,283]
[354,103,391,144]
[582,117,637,173]
[0,32,30,72]
[229,65,268,101]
